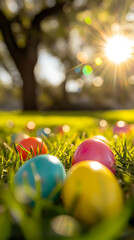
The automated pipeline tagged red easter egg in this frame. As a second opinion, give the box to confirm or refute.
[72,138,116,173]
[16,137,48,161]
[55,125,70,135]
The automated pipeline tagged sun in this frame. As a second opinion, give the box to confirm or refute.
[105,35,133,64]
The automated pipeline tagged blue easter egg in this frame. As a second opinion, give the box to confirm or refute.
[11,133,18,143]
[36,128,51,137]
[14,154,66,201]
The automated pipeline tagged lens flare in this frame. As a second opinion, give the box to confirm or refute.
[92,76,103,87]
[85,17,92,25]
[95,57,102,65]
[77,51,89,64]
[105,35,133,64]
[82,65,93,75]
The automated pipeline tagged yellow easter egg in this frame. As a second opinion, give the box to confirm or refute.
[62,161,123,225]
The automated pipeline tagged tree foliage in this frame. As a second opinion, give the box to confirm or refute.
[0,0,134,110]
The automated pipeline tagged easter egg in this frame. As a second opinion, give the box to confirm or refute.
[92,135,109,144]
[11,133,18,143]
[11,133,29,143]
[55,125,70,135]
[113,121,129,135]
[15,133,29,143]
[62,161,123,225]
[72,138,116,173]
[129,124,134,133]
[55,126,64,135]
[16,137,48,161]
[14,154,66,201]
[36,128,51,138]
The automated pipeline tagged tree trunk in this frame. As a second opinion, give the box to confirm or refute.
[21,67,37,111]
[17,49,38,111]
[0,4,66,111]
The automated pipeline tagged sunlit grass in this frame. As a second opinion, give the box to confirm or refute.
[0,110,134,239]
[1,110,134,132]
[0,111,97,130]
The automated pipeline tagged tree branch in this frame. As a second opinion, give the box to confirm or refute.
[32,0,74,29]
[0,10,20,60]
[32,3,64,29]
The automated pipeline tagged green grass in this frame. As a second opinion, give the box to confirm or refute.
[1,109,134,133]
[0,111,97,129]
[0,110,134,240]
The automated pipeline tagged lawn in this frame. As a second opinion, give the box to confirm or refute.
[1,109,134,134]
[0,110,134,240]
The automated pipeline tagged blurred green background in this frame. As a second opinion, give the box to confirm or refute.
[1,0,134,111]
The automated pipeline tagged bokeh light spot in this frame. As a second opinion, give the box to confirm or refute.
[82,65,93,76]
[51,215,80,237]
[6,120,15,128]
[92,76,103,87]
[95,57,102,65]
[24,0,34,9]
[85,17,92,25]
[117,121,126,128]
[99,119,108,128]
[77,51,89,64]
[128,75,134,84]
[36,127,51,137]
[75,67,81,73]
[44,128,51,135]
[27,121,36,130]
[63,125,70,133]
